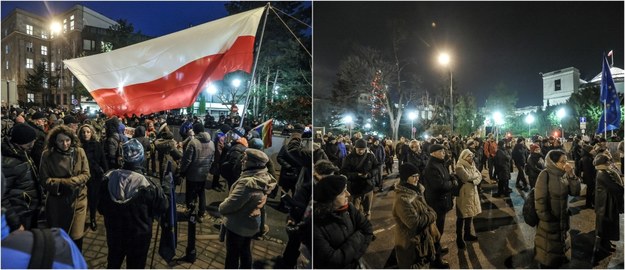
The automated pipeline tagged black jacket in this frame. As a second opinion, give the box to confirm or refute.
[511,143,528,166]
[277,143,301,190]
[404,150,428,174]
[313,203,373,269]
[26,121,46,168]
[98,167,168,238]
[81,140,108,182]
[422,156,453,212]
[341,151,379,196]
[576,152,596,186]
[526,152,545,179]
[494,148,512,180]
[286,136,313,222]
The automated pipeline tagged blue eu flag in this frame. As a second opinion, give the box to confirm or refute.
[596,54,621,134]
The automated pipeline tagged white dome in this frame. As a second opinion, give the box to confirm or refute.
[590,66,624,83]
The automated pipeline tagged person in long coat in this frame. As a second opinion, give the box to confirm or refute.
[526,144,545,188]
[494,140,512,197]
[576,145,596,208]
[534,150,581,268]
[592,153,624,254]
[393,163,447,268]
[78,123,108,231]
[40,125,91,251]
[454,149,482,249]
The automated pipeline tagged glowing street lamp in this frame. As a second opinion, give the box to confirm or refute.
[493,111,504,141]
[556,108,566,140]
[343,115,353,138]
[438,52,453,133]
[408,111,417,139]
[232,78,242,88]
[206,83,218,115]
[525,114,535,137]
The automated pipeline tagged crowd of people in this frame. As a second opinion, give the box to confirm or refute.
[312,130,623,268]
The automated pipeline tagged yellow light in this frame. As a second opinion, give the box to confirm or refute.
[50,22,62,35]
[438,53,450,66]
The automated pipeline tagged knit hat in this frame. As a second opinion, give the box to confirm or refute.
[220,124,232,133]
[399,163,419,184]
[31,111,46,120]
[429,144,444,153]
[243,148,269,169]
[233,127,245,137]
[530,143,540,153]
[10,123,37,145]
[314,159,340,176]
[313,175,347,203]
[63,115,79,125]
[122,139,144,164]
[593,153,611,166]
[192,122,205,134]
[355,139,367,149]
[249,138,264,150]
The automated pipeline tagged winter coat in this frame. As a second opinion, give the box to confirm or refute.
[594,165,624,241]
[576,152,596,186]
[511,143,529,166]
[1,139,42,230]
[384,144,394,165]
[40,147,90,240]
[533,151,581,267]
[325,142,340,165]
[405,150,428,174]
[219,168,277,237]
[277,143,301,190]
[81,140,108,184]
[422,156,454,213]
[286,136,313,221]
[341,151,379,197]
[494,148,512,180]
[483,140,497,158]
[154,136,182,178]
[392,182,439,268]
[454,157,482,218]
[526,152,545,180]
[26,121,46,168]
[179,132,215,182]
[313,203,373,269]
[104,132,124,170]
[98,167,169,239]
[220,142,246,183]
[370,144,385,168]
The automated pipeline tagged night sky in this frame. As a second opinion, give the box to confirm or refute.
[1,1,230,37]
[314,2,624,107]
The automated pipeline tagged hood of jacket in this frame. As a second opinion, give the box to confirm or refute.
[238,167,277,194]
[394,181,425,198]
[544,150,565,177]
[105,169,151,203]
[154,138,176,151]
[1,139,27,161]
[196,132,211,143]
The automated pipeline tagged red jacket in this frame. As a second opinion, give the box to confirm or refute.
[483,140,498,158]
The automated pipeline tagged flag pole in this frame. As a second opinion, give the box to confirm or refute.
[604,100,607,139]
[240,3,271,128]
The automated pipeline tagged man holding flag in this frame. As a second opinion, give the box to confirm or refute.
[596,53,622,136]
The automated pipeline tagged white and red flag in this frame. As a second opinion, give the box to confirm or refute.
[64,7,264,116]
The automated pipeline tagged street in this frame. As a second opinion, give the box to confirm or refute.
[363,160,624,269]
[80,177,288,269]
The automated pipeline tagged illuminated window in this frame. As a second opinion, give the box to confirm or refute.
[554,79,561,91]
[43,61,48,71]
[26,42,33,52]
[41,45,48,55]
[27,93,35,103]
[70,15,75,30]
[26,24,33,35]
[51,62,55,71]
[63,19,67,33]
[4,45,8,54]
[41,30,48,39]
[26,58,33,69]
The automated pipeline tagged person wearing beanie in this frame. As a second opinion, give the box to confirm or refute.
[369,136,386,192]
[78,123,109,231]
[99,138,170,269]
[25,111,47,168]
[454,149,482,250]
[219,148,276,269]
[526,144,545,188]
[313,175,373,269]
[421,142,455,255]
[341,136,379,219]
[493,140,512,197]
[534,150,581,268]
[576,144,597,208]
[1,123,42,231]
[63,115,80,134]
[39,125,90,251]
[393,163,446,268]
[179,123,214,224]
[593,150,624,255]
[404,140,428,176]
[313,159,340,182]
[512,137,530,191]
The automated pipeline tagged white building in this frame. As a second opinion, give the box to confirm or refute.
[541,67,581,108]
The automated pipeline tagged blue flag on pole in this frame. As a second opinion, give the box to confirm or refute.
[596,54,621,134]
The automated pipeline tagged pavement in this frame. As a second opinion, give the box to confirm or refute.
[81,176,288,269]
[363,161,624,269]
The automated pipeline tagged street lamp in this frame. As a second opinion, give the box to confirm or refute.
[343,115,353,138]
[493,111,504,142]
[408,111,417,139]
[438,52,453,134]
[525,114,535,137]
[556,108,566,141]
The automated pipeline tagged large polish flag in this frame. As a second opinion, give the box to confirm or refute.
[64,7,264,116]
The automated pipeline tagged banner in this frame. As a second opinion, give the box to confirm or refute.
[253,118,273,148]
[596,54,621,134]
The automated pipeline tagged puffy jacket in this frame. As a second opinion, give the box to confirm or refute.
[104,133,123,170]
[98,168,168,238]
[179,132,215,182]
[341,151,379,197]
[81,140,108,183]
[494,148,512,180]
[220,142,246,182]
[277,143,301,190]
[422,156,453,212]
[534,151,581,266]
[392,183,438,268]
[526,152,545,179]
[313,203,373,269]
[511,143,528,166]
[370,143,385,167]
[219,168,277,237]
[594,165,624,241]
[405,150,428,174]
[1,139,42,230]
[286,136,313,222]
[154,136,182,178]
[483,140,497,158]
[454,158,482,218]
[26,121,46,168]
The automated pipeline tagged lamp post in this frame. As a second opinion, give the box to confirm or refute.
[493,111,503,142]
[438,52,453,134]
[408,111,417,139]
[50,22,62,107]
[525,114,535,138]
[344,115,353,138]
[556,108,566,142]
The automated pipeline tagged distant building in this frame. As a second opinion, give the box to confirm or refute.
[1,5,150,108]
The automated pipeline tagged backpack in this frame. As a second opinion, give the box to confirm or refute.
[28,228,56,269]
[220,145,245,180]
[523,173,549,227]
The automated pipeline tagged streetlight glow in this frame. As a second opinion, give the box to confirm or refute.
[438,53,450,66]
[493,111,504,125]
[408,111,417,120]
[232,78,241,88]
[343,115,353,124]
[556,108,566,120]
[50,22,62,35]
[525,114,535,124]
[438,52,453,133]
[206,83,217,95]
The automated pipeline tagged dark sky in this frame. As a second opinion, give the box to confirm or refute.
[1,1,230,37]
[314,1,624,107]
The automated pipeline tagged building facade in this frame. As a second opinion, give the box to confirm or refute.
[541,67,581,108]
